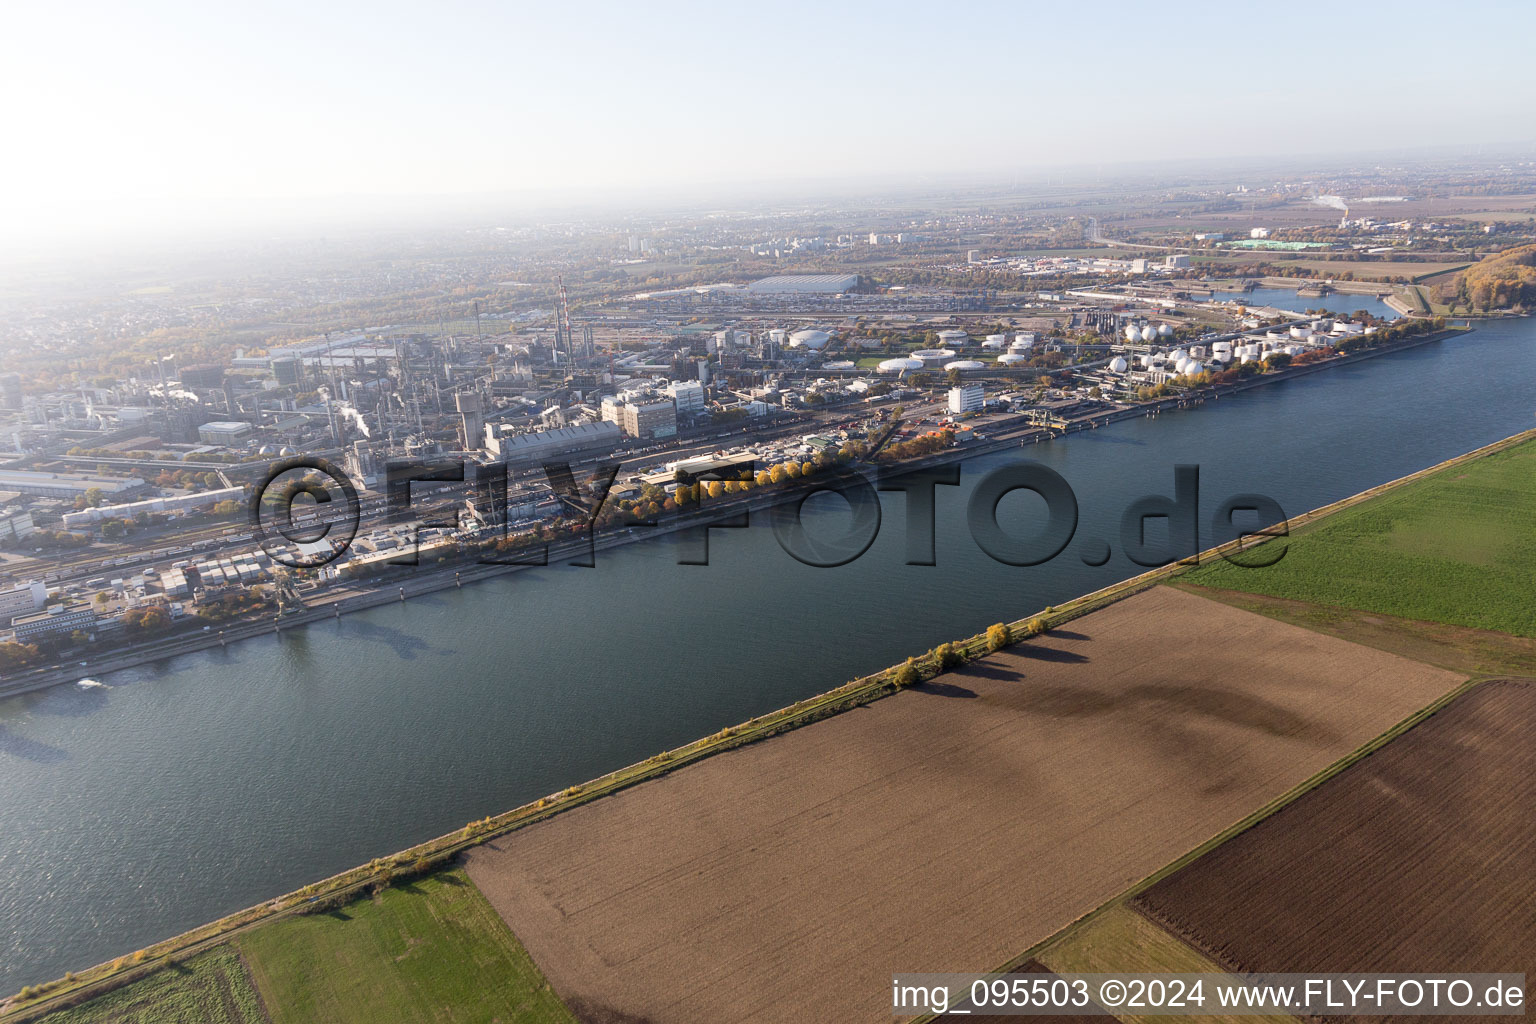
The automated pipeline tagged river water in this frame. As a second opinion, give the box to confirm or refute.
[1,316,1532,991]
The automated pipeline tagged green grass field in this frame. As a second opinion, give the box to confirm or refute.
[1185,438,1536,637]
[236,869,575,1024]
[38,946,266,1024]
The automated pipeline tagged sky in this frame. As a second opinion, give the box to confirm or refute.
[3,0,1534,244]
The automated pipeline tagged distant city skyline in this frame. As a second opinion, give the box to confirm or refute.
[4,0,1535,246]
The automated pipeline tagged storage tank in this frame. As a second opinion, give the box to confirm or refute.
[944,360,986,371]
[1141,326,1158,343]
[1138,353,1154,368]
[1125,325,1142,342]
[1158,324,1175,338]
[1014,332,1037,346]
[912,348,957,365]
[1185,360,1203,375]
[997,353,1029,365]
[877,357,925,373]
[980,336,1006,350]
[1290,326,1313,341]
[1109,356,1129,373]
[821,360,856,371]
[1170,348,1188,363]
[789,329,830,350]
[937,329,970,347]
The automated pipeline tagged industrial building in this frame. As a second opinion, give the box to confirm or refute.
[11,603,98,643]
[619,401,678,440]
[948,384,985,415]
[0,471,146,501]
[0,581,48,624]
[61,486,246,528]
[668,381,707,415]
[484,421,623,467]
[0,509,35,543]
[197,421,254,445]
[743,274,859,294]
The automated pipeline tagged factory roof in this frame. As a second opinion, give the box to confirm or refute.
[744,274,859,294]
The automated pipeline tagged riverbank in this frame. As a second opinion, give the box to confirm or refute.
[7,417,1532,1022]
[0,326,1470,702]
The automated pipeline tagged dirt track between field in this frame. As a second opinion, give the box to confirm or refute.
[464,586,1464,1024]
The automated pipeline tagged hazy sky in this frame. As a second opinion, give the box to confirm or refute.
[3,0,1534,242]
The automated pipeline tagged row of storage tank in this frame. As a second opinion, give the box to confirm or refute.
[1125,324,1178,343]
[1108,337,1330,377]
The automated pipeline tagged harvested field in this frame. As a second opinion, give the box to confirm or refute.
[933,961,1105,1023]
[1133,679,1536,1021]
[464,587,1463,1024]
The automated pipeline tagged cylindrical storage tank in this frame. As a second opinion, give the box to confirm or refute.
[1125,325,1142,342]
[997,353,1029,365]
[1188,345,1207,359]
[769,329,788,346]
[1014,332,1037,346]
[1109,356,1129,373]
[937,329,970,347]
[877,357,925,373]
[911,348,957,366]
[944,360,986,371]
[789,329,830,350]
[1212,340,1233,354]
[821,360,856,371]
[1141,326,1158,343]
[981,336,1006,350]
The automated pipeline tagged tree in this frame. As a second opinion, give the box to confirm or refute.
[800,461,815,477]
[94,592,109,606]
[934,642,961,670]
[706,480,723,499]
[894,659,920,688]
[755,470,772,486]
[768,466,787,484]
[101,519,127,539]
[784,462,801,479]
[987,623,1013,652]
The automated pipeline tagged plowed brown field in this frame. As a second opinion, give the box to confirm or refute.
[464,587,1463,1024]
[1133,678,1536,1023]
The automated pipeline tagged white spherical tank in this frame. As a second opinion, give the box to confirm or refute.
[1170,348,1188,362]
[1174,357,1190,374]
[1125,325,1143,342]
[1141,326,1158,343]
[1109,356,1129,373]
[1138,353,1154,368]
[1158,324,1175,338]
[1185,360,1203,375]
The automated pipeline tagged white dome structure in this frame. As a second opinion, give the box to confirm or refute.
[788,329,831,350]
[1125,325,1143,342]
[1141,326,1158,343]
[1170,348,1188,362]
[936,329,970,346]
[1109,356,1129,373]
[877,357,925,373]
[997,353,1029,365]
[1158,324,1175,338]
[821,360,856,371]
[1138,353,1154,368]
[944,360,986,371]
[1185,360,1204,375]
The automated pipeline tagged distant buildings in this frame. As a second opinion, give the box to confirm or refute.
[668,381,706,415]
[0,508,35,543]
[1165,254,1191,270]
[0,471,146,501]
[484,421,623,467]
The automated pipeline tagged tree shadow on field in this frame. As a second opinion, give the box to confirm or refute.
[1042,629,1089,642]
[326,909,352,921]
[960,662,1023,682]
[1016,645,1089,664]
[915,681,978,698]
[567,998,657,1024]
[1128,683,1333,740]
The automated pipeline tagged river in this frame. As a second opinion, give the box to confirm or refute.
[1,316,1532,991]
